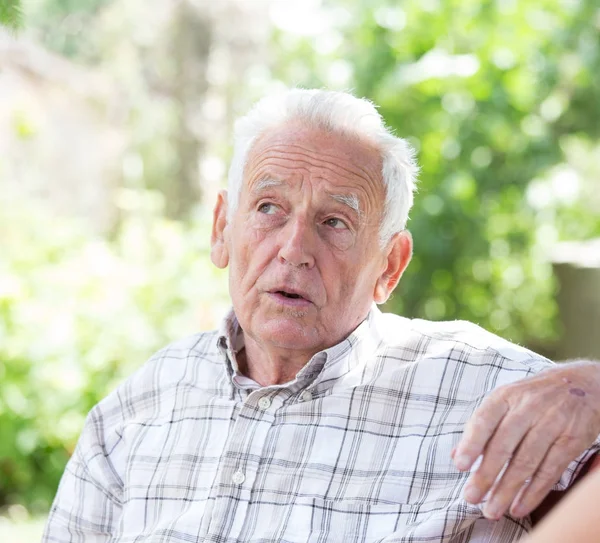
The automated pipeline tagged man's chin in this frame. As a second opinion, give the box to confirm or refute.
[258,318,322,353]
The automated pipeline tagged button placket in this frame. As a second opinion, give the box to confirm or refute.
[300,390,313,402]
[258,396,272,410]
[232,470,246,485]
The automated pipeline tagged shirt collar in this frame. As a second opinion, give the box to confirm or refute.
[216,309,243,384]
[216,304,394,393]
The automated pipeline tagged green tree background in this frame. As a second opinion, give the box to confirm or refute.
[0,0,599,530]
[0,0,22,31]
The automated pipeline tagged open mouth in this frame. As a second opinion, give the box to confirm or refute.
[276,290,303,299]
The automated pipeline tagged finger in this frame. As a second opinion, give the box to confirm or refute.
[462,412,532,505]
[509,436,586,518]
[454,394,510,471]
[481,424,559,519]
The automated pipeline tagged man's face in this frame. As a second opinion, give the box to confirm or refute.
[211,122,411,359]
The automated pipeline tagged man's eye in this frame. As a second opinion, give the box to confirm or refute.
[324,217,348,229]
[257,203,277,214]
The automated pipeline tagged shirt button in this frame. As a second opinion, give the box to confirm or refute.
[258,397,271,410]
[300,390,312,402]
[232,471,245,485]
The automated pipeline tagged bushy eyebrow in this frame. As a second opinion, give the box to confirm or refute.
[330,193,361,215]
[251,178,361,216]
[253,178,283,192]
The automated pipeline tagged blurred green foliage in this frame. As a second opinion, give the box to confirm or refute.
[0,194,228,511]
[272,0,600,346]
[0,0,23,31]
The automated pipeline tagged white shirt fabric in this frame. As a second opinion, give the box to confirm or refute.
[42,306,599,542]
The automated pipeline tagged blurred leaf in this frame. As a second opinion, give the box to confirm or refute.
[0,0,23,31]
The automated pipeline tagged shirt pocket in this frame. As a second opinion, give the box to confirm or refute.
[279,497,416,543]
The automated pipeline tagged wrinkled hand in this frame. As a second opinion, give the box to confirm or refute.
[452,360,600,520]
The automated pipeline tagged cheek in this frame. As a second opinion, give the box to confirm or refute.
[230,228,276,283]
[320,260,352,301]
[325,258,379,300]
[230,222,264,261]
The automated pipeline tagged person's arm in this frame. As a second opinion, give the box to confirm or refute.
[521,460,600,543]
[42,403,124,542]
[452,359,600,519]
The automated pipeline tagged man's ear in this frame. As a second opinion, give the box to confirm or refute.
[373,230,413,304]
[210,190,230,269]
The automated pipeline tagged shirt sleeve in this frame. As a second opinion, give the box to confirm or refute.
[554,434,600,491]
[41,400,124,543]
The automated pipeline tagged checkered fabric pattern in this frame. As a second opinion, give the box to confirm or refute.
[42,306,599,543]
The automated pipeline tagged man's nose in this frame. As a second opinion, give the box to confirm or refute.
[277,216,316,268]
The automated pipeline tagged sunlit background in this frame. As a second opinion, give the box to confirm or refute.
[1,0,600,538]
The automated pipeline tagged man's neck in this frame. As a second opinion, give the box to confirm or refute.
[236,336,317,387]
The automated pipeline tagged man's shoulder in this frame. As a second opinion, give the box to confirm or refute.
[151,329,222,366]
[138,327,220,369]
[376,311,553,375]
[92,329,224,421]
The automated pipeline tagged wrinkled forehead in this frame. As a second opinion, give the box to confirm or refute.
[243,121,384,196]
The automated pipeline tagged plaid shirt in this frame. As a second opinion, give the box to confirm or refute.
[42,306,599,543]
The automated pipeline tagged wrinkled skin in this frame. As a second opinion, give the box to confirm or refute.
[453,360,600,520]
[211,122,412,385]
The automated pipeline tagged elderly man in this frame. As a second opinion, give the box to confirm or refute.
[43,89,600,542]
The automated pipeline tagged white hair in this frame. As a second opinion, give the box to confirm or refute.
[227,88,419,246]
